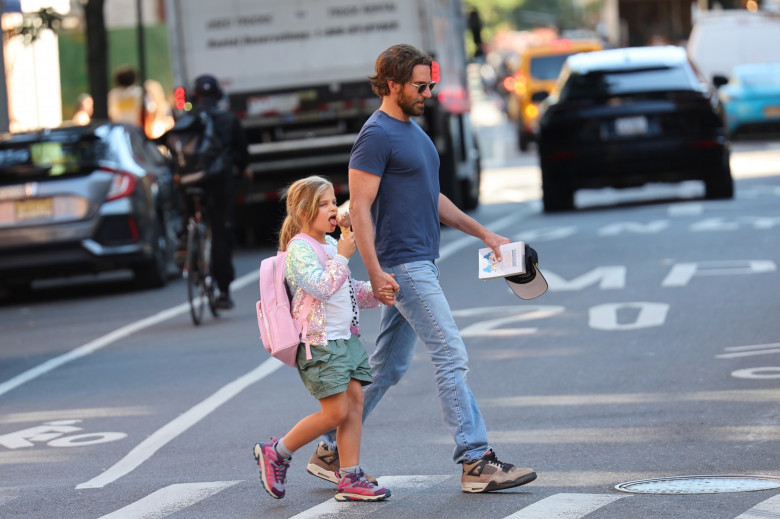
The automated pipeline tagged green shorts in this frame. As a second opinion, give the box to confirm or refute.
[297,335,372,400]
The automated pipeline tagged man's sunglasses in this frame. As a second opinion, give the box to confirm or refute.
[409,81,437,94]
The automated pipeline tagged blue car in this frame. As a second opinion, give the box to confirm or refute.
[718,62,780,137]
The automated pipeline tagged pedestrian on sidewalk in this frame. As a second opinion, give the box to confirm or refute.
[307,44,537,493]
[254,176,394,502]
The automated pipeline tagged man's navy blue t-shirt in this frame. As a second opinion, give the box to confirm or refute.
[349,110,440,266]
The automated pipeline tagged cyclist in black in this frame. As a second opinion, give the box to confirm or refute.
[190,74,250,310]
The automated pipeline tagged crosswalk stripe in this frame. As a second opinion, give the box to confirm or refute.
[288,475,450,519]
[96,481,240,519]
[733,494,780,518]
[503,493,626,519]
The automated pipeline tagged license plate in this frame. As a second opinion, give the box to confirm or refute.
[15,198,53,222]
[764,106,780,118]
[615,116,648,136]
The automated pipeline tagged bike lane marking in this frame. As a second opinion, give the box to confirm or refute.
[76,358,283,489]
[0,270,261,398]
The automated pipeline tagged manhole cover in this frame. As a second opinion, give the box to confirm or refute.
[615,475,780,494]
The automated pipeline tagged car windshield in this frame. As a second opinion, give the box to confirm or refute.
[736,67,780,87]
[0,137,105,179]
[530,54,575,80]
[560,66,695,100]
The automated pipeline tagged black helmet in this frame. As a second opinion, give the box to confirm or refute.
[193,74,223,99]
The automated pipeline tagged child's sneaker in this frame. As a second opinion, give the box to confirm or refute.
[461,449,536,493]
[307,441,379,485]
[334,469,391,502]
[253,438,290,499]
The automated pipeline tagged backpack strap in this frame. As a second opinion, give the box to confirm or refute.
[287,233,329,360]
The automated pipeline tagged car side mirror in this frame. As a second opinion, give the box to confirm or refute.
[712,75,729,88]
[531,91,549,103]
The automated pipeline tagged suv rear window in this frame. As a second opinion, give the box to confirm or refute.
[530,54,576,80]
[0,138,106,181]
[560,65,695,100]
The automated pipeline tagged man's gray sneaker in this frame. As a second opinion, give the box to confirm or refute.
[461,450,536,493]
[306,441,378,485]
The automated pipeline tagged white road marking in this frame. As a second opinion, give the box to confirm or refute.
[96,481,239,519]
[0,487,18,506]
[288,475,450,519]
[733,494,780,518]
[0,270,260,398]
[76,358,283,489]
[668,203,703,216]
[732,367,780,380]
[717,342,780,359]
[502,493,625,519]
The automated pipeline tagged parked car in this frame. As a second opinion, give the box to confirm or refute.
[717,62,780,137]
[0,122,181,294]
[505,38,603,151]
[536,46,734,213]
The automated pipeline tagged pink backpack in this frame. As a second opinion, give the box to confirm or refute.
[256,233,327,367]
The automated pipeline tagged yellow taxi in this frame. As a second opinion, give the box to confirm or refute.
[505,38,603,151]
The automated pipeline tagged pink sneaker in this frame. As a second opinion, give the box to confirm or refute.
[335,469,391,502]
[253,438,290,499]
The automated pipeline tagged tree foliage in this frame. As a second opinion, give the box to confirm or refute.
[11,7,63,44]
[465,0,594,42]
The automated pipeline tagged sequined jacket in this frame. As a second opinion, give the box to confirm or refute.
[284,235,380,346]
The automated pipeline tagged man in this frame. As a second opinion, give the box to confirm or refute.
[308,44,537,493]
[189,74,250,309]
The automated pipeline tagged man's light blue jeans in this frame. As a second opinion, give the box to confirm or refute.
[326,260,490,464]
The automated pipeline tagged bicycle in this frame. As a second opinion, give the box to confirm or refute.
[182,183,219,325]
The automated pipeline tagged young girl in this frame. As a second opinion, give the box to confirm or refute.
[253,176,393,502]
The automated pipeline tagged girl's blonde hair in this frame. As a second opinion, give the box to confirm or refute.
[278,175,333,250]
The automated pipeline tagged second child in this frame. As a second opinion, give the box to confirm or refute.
[253,175,393,502]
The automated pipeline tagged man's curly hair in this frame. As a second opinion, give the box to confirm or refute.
[369,44,433,98]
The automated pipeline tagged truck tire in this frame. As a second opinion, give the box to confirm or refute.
[460,141,481,211]
[438,135,462,207]
[518,128,530,152]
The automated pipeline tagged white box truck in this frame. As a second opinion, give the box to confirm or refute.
[164,0,481,239]
[687,10,780,83]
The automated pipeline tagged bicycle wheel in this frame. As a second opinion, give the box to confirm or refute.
[186,223,205,325]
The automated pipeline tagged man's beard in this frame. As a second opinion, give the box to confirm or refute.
[398,88,425,117]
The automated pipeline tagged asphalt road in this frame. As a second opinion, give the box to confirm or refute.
[1,112,780,518]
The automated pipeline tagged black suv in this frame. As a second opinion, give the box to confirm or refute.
[536,45,733,212]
